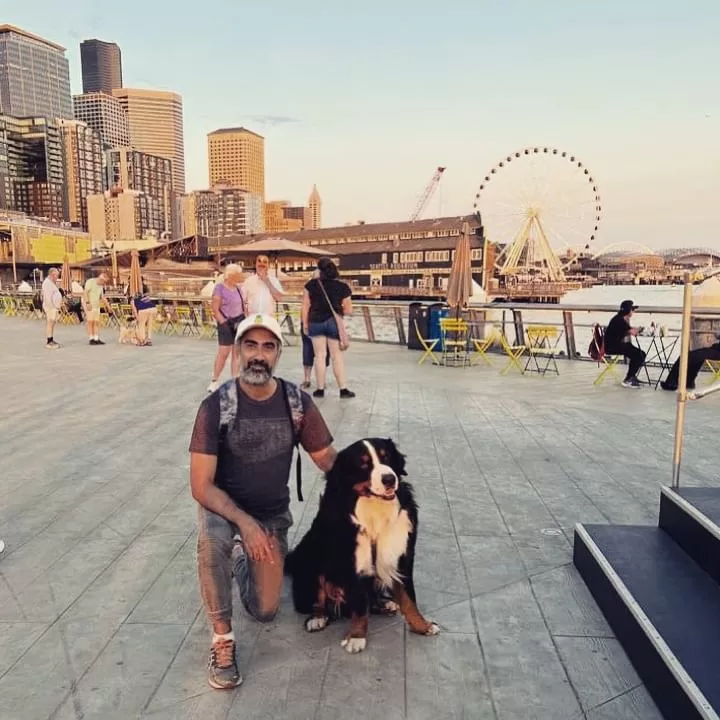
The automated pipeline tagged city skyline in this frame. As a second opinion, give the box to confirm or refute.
[3,1,720,249]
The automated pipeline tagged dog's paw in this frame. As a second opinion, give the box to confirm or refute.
[305,616,328,633]
[424,622,440,636]
[341,636,367,653]
[371,598,399,615]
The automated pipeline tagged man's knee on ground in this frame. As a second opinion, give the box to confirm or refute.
[248,602,279,623]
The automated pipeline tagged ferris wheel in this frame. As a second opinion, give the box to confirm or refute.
[472,147,602,282]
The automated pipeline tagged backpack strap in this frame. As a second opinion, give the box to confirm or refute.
[279,378,305,501]
[217,379,238,440]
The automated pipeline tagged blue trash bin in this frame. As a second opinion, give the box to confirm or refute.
[428,305,449,343]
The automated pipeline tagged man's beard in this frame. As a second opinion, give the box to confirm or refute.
[240,360,273,386]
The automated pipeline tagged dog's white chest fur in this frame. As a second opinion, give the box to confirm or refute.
[351,496,413,587]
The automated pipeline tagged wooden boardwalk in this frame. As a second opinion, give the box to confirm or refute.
[1,317,718,719]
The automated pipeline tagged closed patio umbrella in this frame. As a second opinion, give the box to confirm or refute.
[60,256,71,293]
[129,250,142,296]
[446,221,474,316]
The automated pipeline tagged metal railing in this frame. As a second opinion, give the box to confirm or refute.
[3,293,720,365]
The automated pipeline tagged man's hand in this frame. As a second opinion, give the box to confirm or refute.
[263,276,283,301]
[191,452,276,563]
[237,516,274,563]
[629,327,639,337]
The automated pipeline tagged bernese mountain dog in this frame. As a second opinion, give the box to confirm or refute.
[285,437,439,653]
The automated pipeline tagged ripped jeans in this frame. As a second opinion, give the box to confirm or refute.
[196,505,292,626]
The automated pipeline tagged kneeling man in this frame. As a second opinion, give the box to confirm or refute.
[189,313,337,689]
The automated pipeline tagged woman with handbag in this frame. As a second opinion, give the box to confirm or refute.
[208,264,246,393]
[301,258,355,398]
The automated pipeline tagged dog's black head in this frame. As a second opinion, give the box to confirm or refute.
[326,437,407,502]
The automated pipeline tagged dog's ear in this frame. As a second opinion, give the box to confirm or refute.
[385,438,407,477]
[324,446,353,488]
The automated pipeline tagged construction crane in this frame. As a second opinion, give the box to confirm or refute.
[410,166,446,221]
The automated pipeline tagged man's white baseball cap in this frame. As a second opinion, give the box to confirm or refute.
[235,313,284,344]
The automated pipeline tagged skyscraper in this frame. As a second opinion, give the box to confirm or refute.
[181,186,262,241]
[207,127,265,226]
[105,147,174,234]
[0,25,72,119]
[57,119,103,230]
[80,39,123,94]
[0,115,65,220]
[73,92,130,150]
[112,88,185,193]
[308,185,322,229]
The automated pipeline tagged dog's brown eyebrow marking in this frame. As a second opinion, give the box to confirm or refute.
[360,455,370,463]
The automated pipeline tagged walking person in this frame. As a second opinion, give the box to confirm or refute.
[300,270,328,389]
[41,267,62,349]
[189,313,337,689]
[83,272,110,345]
[604,299,647,388]
[301,258,355,398]
[208,264,246,393]
[241,255,284,316]
[131,281,157,346]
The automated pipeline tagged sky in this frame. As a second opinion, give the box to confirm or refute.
[7,0,720,250]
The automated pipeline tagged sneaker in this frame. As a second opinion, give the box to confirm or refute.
[339,388,356,399]
[89,339,98,345]
[45,341,60,349]
[207,637,242,690]
[622,377,641,388]
[95,338,105,345]
[660,381,676,392]
[207,379,219,393]
[312,388,325,398]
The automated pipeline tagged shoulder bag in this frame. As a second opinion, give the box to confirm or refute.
[318,280,350,351]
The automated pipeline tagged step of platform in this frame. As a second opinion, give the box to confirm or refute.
[659,487,720,586]
[574,523,720,720]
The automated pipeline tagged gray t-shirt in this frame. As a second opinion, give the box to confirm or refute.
[189,380,333,519]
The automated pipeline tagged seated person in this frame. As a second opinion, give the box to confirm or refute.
[605,300,646,388]
[661,338,720,391]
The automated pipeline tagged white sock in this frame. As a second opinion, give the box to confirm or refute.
[213,631,234,644]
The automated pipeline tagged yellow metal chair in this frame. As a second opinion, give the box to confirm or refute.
[497,329,526,375]
[59,305,77,325]
[1,296,17,316]
[469,336,494,366]
[175,305,200,336]
[705,359,720,383]
[199,302,217,339]
[524,325,561,376]
[21,299,39,319]
[153,303,169,335]
[593,354,623,385]
[439,317,470,367]
[117,303,136,327]
[413,319,440,365]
